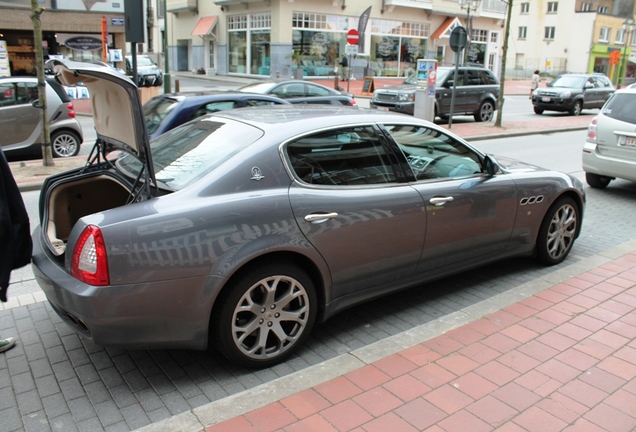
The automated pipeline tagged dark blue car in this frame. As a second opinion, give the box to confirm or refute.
[144,91,290,140]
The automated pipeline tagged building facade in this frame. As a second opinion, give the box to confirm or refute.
[166,0,508,79]
[506,0,636,84]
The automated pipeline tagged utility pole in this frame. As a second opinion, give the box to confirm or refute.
[30,0,54,166]
[495,0,513,128]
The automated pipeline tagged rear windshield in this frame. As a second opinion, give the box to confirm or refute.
[117,117,264,190]
[144,96,182,134]
[601,93,636,125]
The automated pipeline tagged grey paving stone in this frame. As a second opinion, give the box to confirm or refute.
[146,407,172,424]
[20,410,50,432]
[197,380,228,401]
[51,362,76,384]
[93,400,124,427]
[0,406,23,432]
[75,417,105,432]
[172,377,203,400]
[67,397,97,423]
[84,381,111,405]
[161,390,190,415]
[120,404,152,430]
[122,370,151,392]
[29,358,54,379]
[111,354,137,375]
[48,413,80,432]
[60,334,82,352]
[0,386,16,410]
[108,385,137,409]
[146,372,177,396]
[104,421,131,432]
[89,351,114,371]
[134,356,162,377]
[7,355,29,376]
[136,388,167,412]
[16,389,44,415]
[18,329,41,347]
[39,333,62,350]
[41,393,70,419]
[66,348,91,368]
[34,375,61,398]
[75,363,100,386]
[11,371,36,395]
[99,367,125,389]
[46,346,69,366]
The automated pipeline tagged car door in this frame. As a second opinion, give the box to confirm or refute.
[286,124,426,299]
[463,69,484,112]
[437,69,467,115]
[583,77,602,108]
[0,81,40,148]
[381,123,518,272]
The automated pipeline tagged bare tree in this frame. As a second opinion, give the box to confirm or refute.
[495,0,513,128]
[30,0,54,166]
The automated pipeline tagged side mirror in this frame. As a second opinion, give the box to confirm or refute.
[483,154,499,175]
[444,80,454,88]
[584,82,594,89]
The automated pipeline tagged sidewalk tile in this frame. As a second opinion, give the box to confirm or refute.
[605,389,636,417]
[410,363,457,389]
[535,358,580,383]
[515,370,551,392]
[579,367,626,393]
[423,384,474,414]
[500,324,539,344]
[597,356,636,380]
[466,395,517,425]
[458,342,500,364]
[352,387,403,417]
[205,416,257,432]
[436,353,479,376]
[345,365,391,390]
[382,374,432,402]
[517,340,559,362]
[244,402,296,432]
[481,333,522,353]
[320,399,373,430]
[536,398,581,424]
[536,331,577,351]
[398,344,442,366]
[280,389,330,419]
[555,348,599,371]
[451,372,498,399]
[394,398,447,430]
[360,412,418,432]
[437,410,492,432]
[372,354,418,378]
[445,326,486,345]
[424,334,465,355]
[513,406,568,432]
[497,350,540,374]
[474,360,520,386]
[553,322,594,341]
[492,382,541,411]
[583,403,636,431]
[314,376,363,404]
[558,381,609,408]
[283,414,337,432]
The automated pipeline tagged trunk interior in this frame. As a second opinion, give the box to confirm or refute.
[45,174,133,256]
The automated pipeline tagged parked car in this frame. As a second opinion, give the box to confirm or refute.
[532,73,614,116]
[126,54,163,87]
[33,60,585,368]
[582,88,636,188]
[0,76,83,158]
[144,91,292,140]
[369,66,500,122]
[288,94,357,107]
[238,79,355,99]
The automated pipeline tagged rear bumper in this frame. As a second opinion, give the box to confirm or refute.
[582,142,636,182]
[31,227,220,350]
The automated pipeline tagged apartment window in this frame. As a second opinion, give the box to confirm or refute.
[547,2,558,13]
[518,26,527,39]
[544,27,555,40]
[598,6,607,13]
[617,29,626,44]
[581,2,592,11]
[520,2,529,13]
[599,27,610,42]
[490,32,498,43]
[631,31,636,46]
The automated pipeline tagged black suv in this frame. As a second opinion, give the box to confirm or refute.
[532,73,614,116]
[370,66,500,122]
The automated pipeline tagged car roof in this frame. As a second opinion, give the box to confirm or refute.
[148,91,289,105]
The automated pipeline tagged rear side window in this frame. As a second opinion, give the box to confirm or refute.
[466,69,482,85]
[480,70,498,85]
[287,126,396,186]
[601,93,636,125]
[46,77,71,103]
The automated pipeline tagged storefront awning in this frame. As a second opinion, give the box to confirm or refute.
[431,17,463,39]
[191,16,218,36]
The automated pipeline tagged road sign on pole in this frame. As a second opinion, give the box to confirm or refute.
[345,44,358,55]
[346,29,359,45]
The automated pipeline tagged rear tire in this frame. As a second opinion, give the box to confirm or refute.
[474,100,494,122]
[212,261,317,368]
[585,172,612,189]
[51,130,81,158]
[533,107,544,114]
[536,197,579,265]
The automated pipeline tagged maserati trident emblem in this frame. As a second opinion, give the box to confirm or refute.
[250,167,265,181]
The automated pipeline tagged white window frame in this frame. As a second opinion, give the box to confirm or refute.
[617,29,626,45]
[547,2,558,13]
[598,6,607,14]
[518,26,527,39]
[581,2,591,11]
[520,2,529,13]
[599,27,610,43]
[544,26,555,40]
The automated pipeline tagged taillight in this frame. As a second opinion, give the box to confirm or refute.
[66,102,76,118]
[586,116,597,143]
[71,225,110,286]
[349,98,357,107]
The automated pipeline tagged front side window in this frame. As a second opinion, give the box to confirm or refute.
[384,124,482,181]
[286,126,396,186]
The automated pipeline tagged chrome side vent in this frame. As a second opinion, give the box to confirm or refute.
[520,195,545,205]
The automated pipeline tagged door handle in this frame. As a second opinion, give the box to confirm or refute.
[429,197,454,206]
[304,212,339,223]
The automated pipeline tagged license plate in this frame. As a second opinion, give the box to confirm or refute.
[377,106,389,111]
[541,96,551,102]
[625,136,636,147]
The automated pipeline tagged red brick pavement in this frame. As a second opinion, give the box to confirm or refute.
[205,252,636,432]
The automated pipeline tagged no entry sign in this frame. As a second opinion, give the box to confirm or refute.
[346,29,359,45]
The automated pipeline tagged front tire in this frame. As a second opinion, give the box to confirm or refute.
[51,130,81,157]
[536,197,579,265]
[474,100,495,122]
[533,107,544,114]
[213,262,317,368]
[585,172,612,189]
[569,100,582,116]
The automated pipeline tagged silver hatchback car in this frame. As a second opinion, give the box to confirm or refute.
[33,60,585,368]
[583,88,636,188]
[0,76,83,158]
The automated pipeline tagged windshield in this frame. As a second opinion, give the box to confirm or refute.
[144,96,181,134]
[549,75,586,88]
[237,82,276,93]
[117,118,264,190]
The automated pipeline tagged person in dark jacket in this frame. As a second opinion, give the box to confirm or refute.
[0,147,32,353]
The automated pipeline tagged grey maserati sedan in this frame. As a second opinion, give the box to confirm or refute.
[32,60,586,368]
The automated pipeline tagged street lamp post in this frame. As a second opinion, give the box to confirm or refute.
[458,0,482,65]
[621,19,636,87]
[163,0,171,93]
